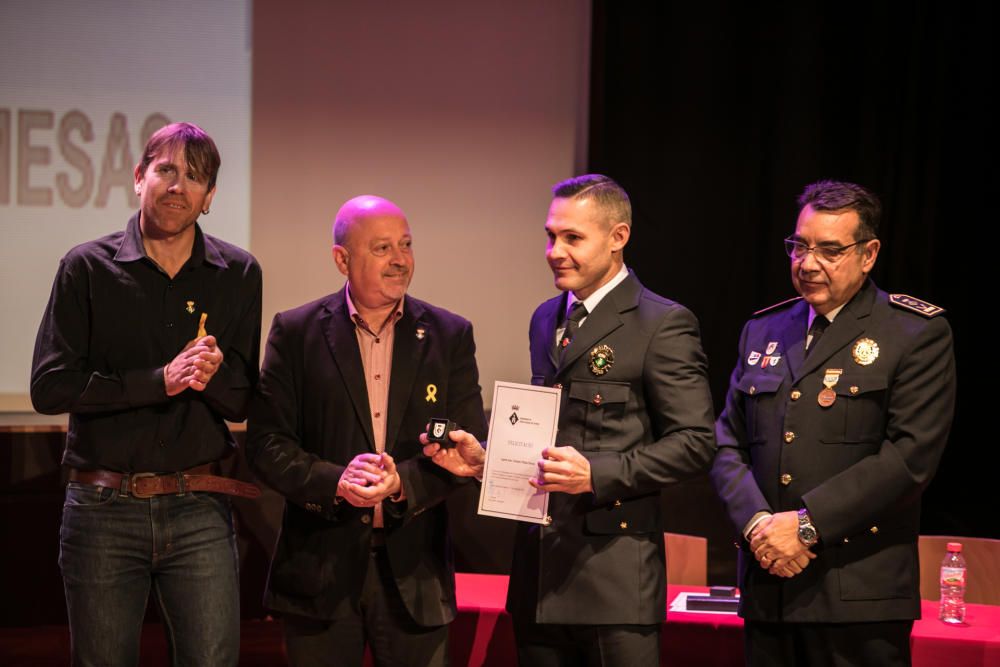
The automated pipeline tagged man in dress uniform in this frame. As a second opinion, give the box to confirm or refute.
[711,179,957,666]
[424,174,716,665]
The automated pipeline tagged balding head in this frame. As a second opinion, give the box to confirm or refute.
[331,195,414,317]
[333,195,408,249]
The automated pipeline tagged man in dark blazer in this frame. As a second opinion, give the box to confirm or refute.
[425,175,716,665]
[247,195,487,667]
[711,180,956,666]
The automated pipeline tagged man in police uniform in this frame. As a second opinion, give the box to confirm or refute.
[425,174,716,665]
[711,180,956,666]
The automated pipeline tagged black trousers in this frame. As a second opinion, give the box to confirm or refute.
[744,619,914,667]
[282,547,449,667]
[513,615,660,667]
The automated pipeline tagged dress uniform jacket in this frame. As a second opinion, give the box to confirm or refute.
[247,288,487,625]
[711,280,956,623]
[506,271,716,625]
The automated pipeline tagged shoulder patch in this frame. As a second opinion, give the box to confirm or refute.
[752,296,802,318]
[889,294,945,317]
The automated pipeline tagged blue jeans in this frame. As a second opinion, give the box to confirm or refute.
[59,481,240,667]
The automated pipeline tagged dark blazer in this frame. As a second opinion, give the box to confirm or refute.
[246,288,487,626]
[711,280,956,623]
[506,271,716,625]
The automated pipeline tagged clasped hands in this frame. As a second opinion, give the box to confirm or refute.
[165,335,223,395]
[421,429,593,495]
[336,452,401,508]
[749,511,817,578]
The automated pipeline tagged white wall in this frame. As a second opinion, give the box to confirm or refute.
[251,1,592,403]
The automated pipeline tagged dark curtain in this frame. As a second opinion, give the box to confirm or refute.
[588,1,991,583]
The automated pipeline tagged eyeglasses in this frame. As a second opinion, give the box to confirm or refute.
[783,237,874,263]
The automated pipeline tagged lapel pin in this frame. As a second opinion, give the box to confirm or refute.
[416,327,426,340]
[761,354,781,369]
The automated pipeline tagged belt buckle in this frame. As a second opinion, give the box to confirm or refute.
[129,472,159,499]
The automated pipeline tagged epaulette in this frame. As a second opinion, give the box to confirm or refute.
[752,296,803,318]
[889,294,945,317]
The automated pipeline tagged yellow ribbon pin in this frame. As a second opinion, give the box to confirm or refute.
[425,384,438,403]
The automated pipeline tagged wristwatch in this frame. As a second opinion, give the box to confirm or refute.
[797,508,818,547]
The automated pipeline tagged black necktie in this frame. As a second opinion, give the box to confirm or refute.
[556,301,588,360]
[806,316,830,356]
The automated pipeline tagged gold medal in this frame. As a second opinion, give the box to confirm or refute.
[852,338,879,366]
[818,369,842,408]
[589,344,614,376]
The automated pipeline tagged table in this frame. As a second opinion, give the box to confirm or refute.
[453,573,1000,666]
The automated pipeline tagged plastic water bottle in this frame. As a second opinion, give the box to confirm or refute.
[939,542,966,624]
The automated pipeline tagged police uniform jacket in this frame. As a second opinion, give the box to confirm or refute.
[507,271,716,625]
[711,280,956,623]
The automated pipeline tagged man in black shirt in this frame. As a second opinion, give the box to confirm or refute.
[31,122,262,666]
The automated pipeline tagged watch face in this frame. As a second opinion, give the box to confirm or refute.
[799,525,818,545]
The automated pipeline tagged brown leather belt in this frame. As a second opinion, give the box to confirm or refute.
[69,463,261,499]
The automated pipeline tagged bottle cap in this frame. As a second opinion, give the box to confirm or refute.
[946,542,962,552]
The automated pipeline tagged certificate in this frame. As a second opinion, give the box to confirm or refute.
[477,380,561,524]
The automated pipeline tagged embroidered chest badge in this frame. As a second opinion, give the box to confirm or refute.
[589,344,614,376]
[852,338,879,366]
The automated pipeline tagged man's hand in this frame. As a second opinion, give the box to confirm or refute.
[769,551,817,578]
[336,453,401,507]
[529,445,593,494]
[749,511,816,576]
[164,335,224,395]
[421,429,485,477]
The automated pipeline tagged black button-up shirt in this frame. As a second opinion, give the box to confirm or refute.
[30,212,262,473]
